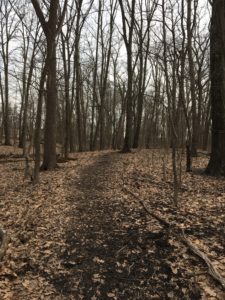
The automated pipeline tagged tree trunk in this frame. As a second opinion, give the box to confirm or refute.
[187,0,198,156]
[33,63,47,183]
[122,49,133,152]
[90,0,101,151]
[75,39,83,152]
[206,0,225,176]
[41,36,57,170]
[31,0,67,170]
[4,63,10,145]
[20,48,36,155]
[119,0,136,153]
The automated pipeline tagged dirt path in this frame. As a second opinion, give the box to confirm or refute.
[49,152,200,300]
[52,152,152,299]
[1,148,224,299]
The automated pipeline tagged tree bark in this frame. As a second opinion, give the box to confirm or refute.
[119,0,136,153]
[33,63,47,184]
[187,0,198,156]
[42,35,57,169]
[31,0,67,170]
[206,0,225,176]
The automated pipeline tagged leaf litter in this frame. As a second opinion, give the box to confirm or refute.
[0,146,224,299]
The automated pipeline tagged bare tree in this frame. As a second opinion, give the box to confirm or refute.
[0,0,19,145]
[187,0,198,156]
[74,0,94,152]
[206,0,225,176]
[18,17,40,154]
[33,60,47,183]
[60,0,76,158]
[133,0,158,148]
[31,0,67,170]
[90,0,102,151]
[119,0,136,152]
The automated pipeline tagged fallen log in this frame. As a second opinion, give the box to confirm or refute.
[197,151,210,157]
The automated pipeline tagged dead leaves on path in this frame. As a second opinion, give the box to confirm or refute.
[0,146,224,299]
[121,149,225,299]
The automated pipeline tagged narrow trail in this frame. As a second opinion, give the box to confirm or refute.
[52,152,153,299]
[0,149,223,299]
[50,152,195,300]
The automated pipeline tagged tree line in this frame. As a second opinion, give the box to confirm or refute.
[0,0,224,177]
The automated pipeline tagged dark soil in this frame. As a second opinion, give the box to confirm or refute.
[49,153,202,300]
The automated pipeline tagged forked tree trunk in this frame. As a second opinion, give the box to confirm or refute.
[31,0,67,170]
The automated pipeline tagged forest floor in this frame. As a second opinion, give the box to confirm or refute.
[0,146,225,300]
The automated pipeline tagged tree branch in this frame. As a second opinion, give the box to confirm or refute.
[56,0,68,35]
[31,0,48,35]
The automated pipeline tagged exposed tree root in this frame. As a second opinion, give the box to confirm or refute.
[181,230,225,289]
[123,186,225,290]
[0,229,8,261]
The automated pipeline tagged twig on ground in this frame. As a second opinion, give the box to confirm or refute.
[116,245,127,256]
[0,228,8,261]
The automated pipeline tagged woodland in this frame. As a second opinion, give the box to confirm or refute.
[0,0,225,299]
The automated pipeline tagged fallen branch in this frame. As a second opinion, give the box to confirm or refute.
[132,175,171,190]
[123,186,225,290]
[181,230,225,289]
[56,157,78,163]
[123,187,170,228]
[0,228,8,260]
[197,151,210,157]
[0,153,24,159]
[0,159,33,164]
